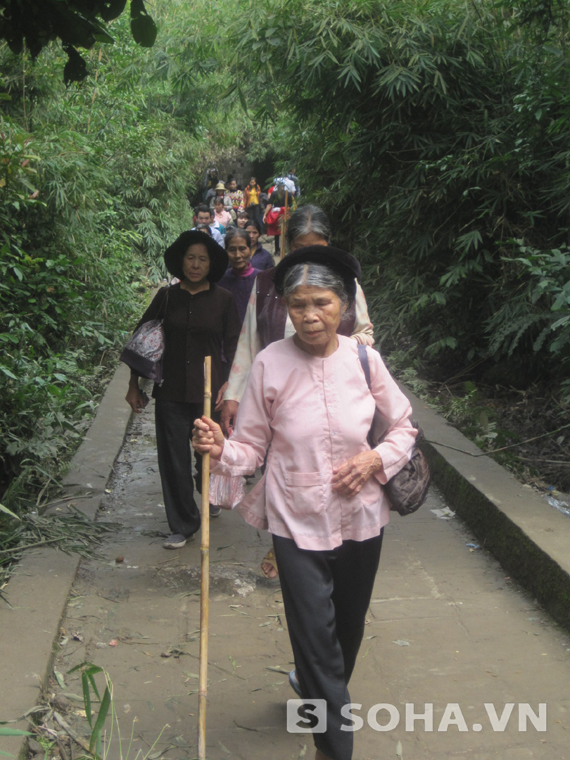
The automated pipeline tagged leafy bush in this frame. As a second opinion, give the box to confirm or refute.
[228,0,570,394]
[0,0,278,517]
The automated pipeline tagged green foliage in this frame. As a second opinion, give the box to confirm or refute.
[0,0,155,82]
[0,3,225,516]
[228,0,570,395]
[0,112,145,510]
[56,662,169,760]
[0,0,277,525]
[488,243,570,358]
[67,663,112,758]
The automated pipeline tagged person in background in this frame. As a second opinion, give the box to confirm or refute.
[227,178,244,216]
[245,220,274,271]
[288,168,301,198]
[218,229,259,326]
[125,230,240,547]
[223,204,375,433]
[222,205,376,579]
[214,196,233,231]
[243,176,262,225]
[273,175,296,197]
[236,210,249,229]
[193,247,416,760]
[193,205,224,245]
[169,225,212,285]
[208,207,226,238]
[210,182,234,219]
[202,167,219,205]
[263,182,288,256]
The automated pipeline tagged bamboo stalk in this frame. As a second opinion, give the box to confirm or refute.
[198,356,212,760]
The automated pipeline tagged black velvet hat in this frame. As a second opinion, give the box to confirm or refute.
[274,245,361,303]
[164,230,228,283]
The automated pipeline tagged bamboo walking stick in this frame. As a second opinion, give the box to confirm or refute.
[280,189,289,259]
[198,356,211,760]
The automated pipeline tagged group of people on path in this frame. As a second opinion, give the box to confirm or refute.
[202,170,300,254]
[124,199,417,760]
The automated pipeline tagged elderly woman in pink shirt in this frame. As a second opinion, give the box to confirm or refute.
[192,246,416,760]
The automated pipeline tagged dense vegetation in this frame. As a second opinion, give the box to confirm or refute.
[0,0,256,519]
[2,0,570,531]
[0,0,157,82]
[229,0,570,488]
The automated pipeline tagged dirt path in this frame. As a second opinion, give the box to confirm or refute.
[44,400,570,760]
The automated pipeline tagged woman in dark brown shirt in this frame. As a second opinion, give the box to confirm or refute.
[126,230,240,549]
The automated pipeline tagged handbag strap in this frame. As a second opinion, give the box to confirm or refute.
[159,286,170,321]
[358,344,372,390]
[359,343,423,444]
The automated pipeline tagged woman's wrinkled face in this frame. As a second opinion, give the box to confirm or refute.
[182,243,210,284]
[245,225,260,248]
[290,233,328,252]
[226,238,251,271]
[286,285,344,348]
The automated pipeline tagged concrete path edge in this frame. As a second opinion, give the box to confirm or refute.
[404,387,570,633]
[0,363,132,760]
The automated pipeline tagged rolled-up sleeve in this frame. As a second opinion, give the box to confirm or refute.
[214,356,272,475]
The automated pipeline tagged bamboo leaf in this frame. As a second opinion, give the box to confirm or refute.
[0,504,20,521]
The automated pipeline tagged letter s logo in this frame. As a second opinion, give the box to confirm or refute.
[287,699,327,733]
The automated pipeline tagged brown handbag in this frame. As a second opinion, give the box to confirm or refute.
[358,345,431,516]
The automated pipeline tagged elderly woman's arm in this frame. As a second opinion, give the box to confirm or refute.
[195,354,272,474]
[365,348,417,483]
[332,347,416,496]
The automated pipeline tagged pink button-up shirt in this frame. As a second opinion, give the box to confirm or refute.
[213,336,417,550]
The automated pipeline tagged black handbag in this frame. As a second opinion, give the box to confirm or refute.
[358,345,431,516]
[120,289,170,384]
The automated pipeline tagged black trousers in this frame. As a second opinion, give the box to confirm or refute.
[247,203,262,225]
[273,532,384,760]
[154,400,204,538]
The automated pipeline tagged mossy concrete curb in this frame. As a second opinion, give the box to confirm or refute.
[0,363,132,759]
[404,387,570,633]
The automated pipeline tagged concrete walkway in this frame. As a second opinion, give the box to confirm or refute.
[4,394,568,760]
[1,340,570,759]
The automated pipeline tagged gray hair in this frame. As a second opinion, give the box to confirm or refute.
[285,205,331,247]
[283,263,349,304]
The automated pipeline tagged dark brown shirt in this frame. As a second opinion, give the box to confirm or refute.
[255,268,356,350]
[136,283,240,404]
